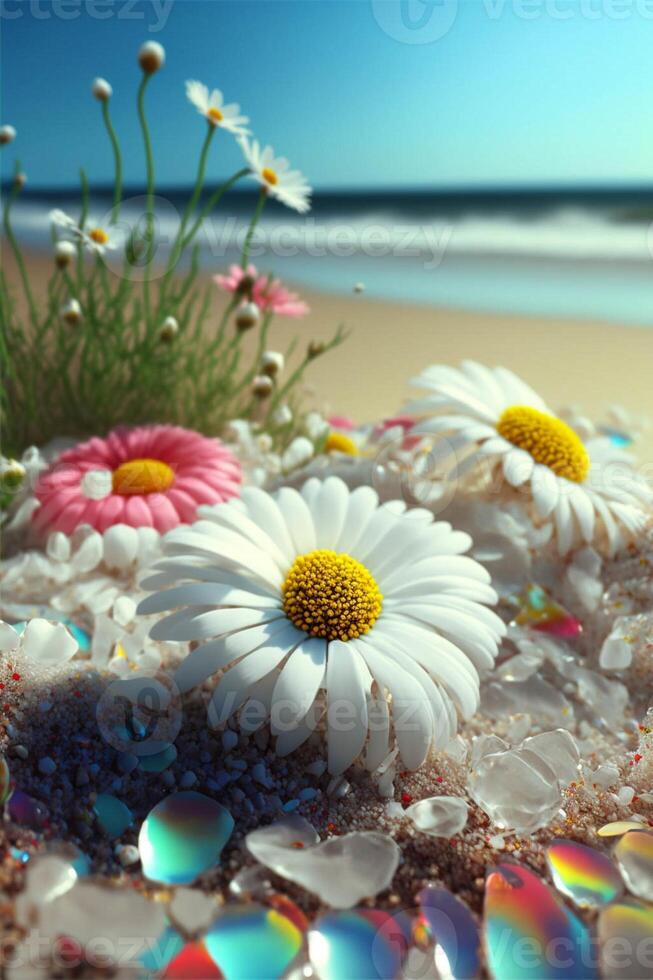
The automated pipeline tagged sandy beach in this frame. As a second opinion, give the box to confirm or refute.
[6,249,653,459]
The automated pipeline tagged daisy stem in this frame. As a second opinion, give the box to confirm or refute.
[181,167,249,249]
[102,100,123,224]
[137,73,155,325]
[76,168,90,293]
[166,125,214,272]
[2,163,38,328]
[241,188,267,269]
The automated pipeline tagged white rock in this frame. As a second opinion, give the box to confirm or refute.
[168,887,216,933]
[46,532,71,562]
[103,524,139,569]
[113,596,136,627]
[115,844,140,867]
[406,796,468,838]
[600,618,635,670]
[22,619,78,665]
[0,621,20,652]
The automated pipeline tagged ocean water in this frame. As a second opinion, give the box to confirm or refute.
[9,185,653,327]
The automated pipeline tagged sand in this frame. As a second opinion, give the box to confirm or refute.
[5,249,653,459]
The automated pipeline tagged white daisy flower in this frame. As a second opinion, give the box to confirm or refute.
[50,209,118,256]
[240,138,311,213]
[137,477,503,773]
[185,80,250,137]
[408,361,652,557]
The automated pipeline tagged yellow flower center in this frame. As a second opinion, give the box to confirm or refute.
[262,167,278,186]
[325,432,359,456]
[496,405,590,483]
[89,227,109,245]
[282,549,382,642]
[112,458,175,496]
[207,107,224,124]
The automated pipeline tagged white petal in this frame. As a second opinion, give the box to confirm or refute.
[325,640,369,774]
[276,486,316,555]
[270,638,326,734]
[150,607,282,643]
[503,448,535,487]
[531,466,560,518]
[314,477,349,549]
[569,486,596,543]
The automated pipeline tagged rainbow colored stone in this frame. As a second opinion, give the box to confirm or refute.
[485,863,598,980]
[138,791,234,885]
[162,941,222,979]
[0,754,11,806]
[546,839,623,908]
[614,830,653,903]
[598,820,646,838]
[204,901,306,979]
[598,899,653,980]
[416,886,481,978]
[511,584,582,639]
[309,908,411,980]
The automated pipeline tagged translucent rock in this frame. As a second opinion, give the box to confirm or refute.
[71,529,103,573]
[0,621,20,651]
[14,855,78,927]
[614,830,653,902]
[46,531,71,563]
[246,816,400,908]
[481,675,573,726]
[406,796,468,838]
[598,900,653,980]
[22,618,78,665]
[113,596,136,626]
[468,730,579,833]
[598,820,646,838]
[600,617,637,669]
[39,881,167,961]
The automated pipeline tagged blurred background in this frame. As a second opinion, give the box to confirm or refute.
[3,0,653,428]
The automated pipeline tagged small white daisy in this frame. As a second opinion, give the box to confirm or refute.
[50,209,118,256]
[240,138,311,213]
[185,80,250,137]
[138,477,503,773]
[408,361,652,556]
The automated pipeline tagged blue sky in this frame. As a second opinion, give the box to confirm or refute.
[3,0,653,189]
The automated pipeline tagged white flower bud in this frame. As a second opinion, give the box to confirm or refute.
[138,41,165,74]
[92,77,113,102]
[272,405,293,426]
[236,301,260,332]
[61,298,82,326]
[0,458,26,492]
[0,125,16,145]
[13,172,26,189]
[353,282,365,293]
[252,375,273,399]
[55,241,76,269]
[159,315,179,343]
[261,351,284,377]
[281,436,314,473]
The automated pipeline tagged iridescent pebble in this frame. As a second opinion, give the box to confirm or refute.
[309,909,411,980]
[161,940,223,978]
[416,887,480,979]
[0,753,11,805]
[545,839,623,908]
[138,791,234,885]
[485,863,597,980]
[598,899,653,980]
[139,744,178,773]
[614,830,653,902]
[406,796,468,838]
[7,789,48,828]
[93,793,133,838]
[598,820,646,837]
[246,817,400,909]
[204,901,306,979]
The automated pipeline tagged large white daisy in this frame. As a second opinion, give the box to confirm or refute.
[185,80,250,137]
[137,477,503,773]
[239,138,311,213]
[408,361,652,557]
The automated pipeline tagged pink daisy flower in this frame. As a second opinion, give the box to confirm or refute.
[214,264,309,318]
[32,425,242,536]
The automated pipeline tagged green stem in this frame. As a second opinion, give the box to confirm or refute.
[241,188,267,269]
[168,125,214,270]
[102,100,123,223]
[137,73,155,325]
[2,166,38,327]
[181,167,249,249]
